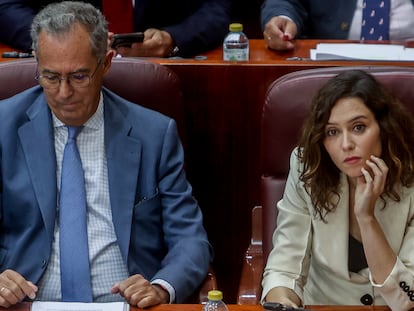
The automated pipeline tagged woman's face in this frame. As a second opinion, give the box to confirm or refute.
[323,96,382,179]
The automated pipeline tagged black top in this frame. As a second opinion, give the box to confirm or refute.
[348,234,368,273]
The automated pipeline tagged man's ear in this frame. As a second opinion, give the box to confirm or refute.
[102,49,115,75]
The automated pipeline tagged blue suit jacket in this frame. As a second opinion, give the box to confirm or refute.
[0,86,212,303]
[0,0,231,56]
[261,0,414,38]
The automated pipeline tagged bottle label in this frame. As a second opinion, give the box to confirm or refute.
[223,48,249,61]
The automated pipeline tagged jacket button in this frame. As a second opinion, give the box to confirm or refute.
[400,281,411,292]
[41,259,47,268]
[360,294,373,305]
[340,22,350,31]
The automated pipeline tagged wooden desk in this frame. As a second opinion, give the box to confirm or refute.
[0,302,392,311]
[0,40,413,303]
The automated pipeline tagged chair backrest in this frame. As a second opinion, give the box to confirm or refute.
[261,66,414,260]
[0,57,185,139]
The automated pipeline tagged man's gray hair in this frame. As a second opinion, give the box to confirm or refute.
[31,1,108,59]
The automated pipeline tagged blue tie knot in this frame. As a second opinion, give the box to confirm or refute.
[67,126,83,141]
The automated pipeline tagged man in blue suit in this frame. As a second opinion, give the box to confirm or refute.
[0,1,212,308]
[261,0,414,51]
[0,0,230,57]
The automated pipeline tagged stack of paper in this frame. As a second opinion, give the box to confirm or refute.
[31,301,129,311]
[310,43,414,61]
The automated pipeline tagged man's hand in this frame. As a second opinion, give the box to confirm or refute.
[264,16,298,51]
[114,29,174,58]
[111,274,169,308]
[0,270,37,308]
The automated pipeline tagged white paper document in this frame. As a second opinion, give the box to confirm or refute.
[30,301,129,311]
[310,43,414,61]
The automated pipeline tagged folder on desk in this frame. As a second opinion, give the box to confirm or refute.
[310,43,414,61]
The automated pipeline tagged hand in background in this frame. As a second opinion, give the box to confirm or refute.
[265,286,302,308]
[115,29,174,58]
[264,16,298,51]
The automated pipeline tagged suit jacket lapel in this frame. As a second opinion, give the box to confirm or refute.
[104,92,142,261]
[18,94,57,241]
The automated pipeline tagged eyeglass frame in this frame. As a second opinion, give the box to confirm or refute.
[35,59,103,89]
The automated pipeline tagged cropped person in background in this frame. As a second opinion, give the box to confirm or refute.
[262,70,414,310]
[0,1,212,308]
[261,0,414,50]
[0,0,231,57]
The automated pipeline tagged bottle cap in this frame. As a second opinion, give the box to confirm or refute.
[229,23,243,32]
[208,290,223,301]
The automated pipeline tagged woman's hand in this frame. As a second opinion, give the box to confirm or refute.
[265,287,302,308]
[354,155,388,219]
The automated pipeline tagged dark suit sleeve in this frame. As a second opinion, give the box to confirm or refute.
[261,0,308,35]
[0,0,37,51]
[162,0,231,57]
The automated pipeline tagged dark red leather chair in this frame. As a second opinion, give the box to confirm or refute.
[237,66,414,304]
[0,57,215,303]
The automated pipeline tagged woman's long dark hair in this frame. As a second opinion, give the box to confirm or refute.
[298,70,414,220]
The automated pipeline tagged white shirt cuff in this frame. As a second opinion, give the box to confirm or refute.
[151,279,175,303]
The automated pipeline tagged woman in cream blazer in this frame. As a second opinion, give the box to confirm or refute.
[262,70,414,311]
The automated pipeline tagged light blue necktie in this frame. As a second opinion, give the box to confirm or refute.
[59,126,93,302]
[361,0,390,40]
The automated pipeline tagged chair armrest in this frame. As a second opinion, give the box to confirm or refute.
[237,206,263,304]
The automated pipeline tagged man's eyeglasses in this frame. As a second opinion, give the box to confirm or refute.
[35,60,102,89]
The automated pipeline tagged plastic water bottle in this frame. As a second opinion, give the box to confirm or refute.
[202,290,229,311]
[223,23,249,61]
